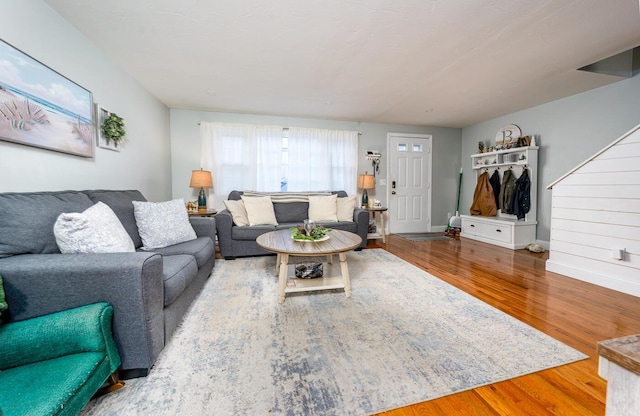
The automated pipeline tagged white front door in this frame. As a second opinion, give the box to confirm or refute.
[388,133,432,234]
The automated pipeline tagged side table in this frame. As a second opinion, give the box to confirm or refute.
[188,209,217,217]
[365,207,387,243]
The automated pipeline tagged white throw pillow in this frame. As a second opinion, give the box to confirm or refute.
[54,202,135,253]
[336,195,357,222]
[132,199,197,250]
[224,199,250,226]
[308,194,338,222]
[241,196,278,226]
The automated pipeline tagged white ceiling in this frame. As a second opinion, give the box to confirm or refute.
[44,0,640,128]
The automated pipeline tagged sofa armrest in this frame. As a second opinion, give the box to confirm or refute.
[353,208,370,249]
[215,209,234,258]
[189,216,216,240]
[0,302,120,372]
[0,252,164,372]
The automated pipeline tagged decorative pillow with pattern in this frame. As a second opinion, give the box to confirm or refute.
[54,202,136,253]
[133,199,197,250]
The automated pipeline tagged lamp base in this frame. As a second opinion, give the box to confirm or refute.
[198,188,207,211]
[361,189,368,208]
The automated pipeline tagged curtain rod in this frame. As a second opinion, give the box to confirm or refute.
[197,122,361,135]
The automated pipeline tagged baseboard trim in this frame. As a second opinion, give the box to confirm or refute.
[536,239,550,250]
[546,260,640,298]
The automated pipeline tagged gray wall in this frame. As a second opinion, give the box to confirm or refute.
[170,109,461,228]
[461,74,640,243]
[0,0,172,201]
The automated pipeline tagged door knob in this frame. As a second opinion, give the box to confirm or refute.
[391,191,396,195]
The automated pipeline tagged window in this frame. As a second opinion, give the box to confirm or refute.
[200,123,359,208]
[281,132,288,191]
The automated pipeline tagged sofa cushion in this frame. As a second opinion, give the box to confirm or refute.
[53,202,135,254]
[161,255,198,306]
[232,225,277,241]
[223,200,249,226]
[317,221,358,233]
[273,201,308,224]
[84,190,147,248]
[151,237,214,269]
[308,194,338,222]
[337,195,357,221]
[241,196,278,226]
[133,199,197,250]
[0,191,94,257]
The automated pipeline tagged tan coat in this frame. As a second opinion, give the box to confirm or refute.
[470,171,497,216]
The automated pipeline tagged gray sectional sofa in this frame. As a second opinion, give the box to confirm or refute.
[0,190,216,378]
[216,190,369,259]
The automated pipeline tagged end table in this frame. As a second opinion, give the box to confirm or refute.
[188,209,217,217]
[365,207,387,243]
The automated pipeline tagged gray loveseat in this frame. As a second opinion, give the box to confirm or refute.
[0,190,216,378]
[216,190,369,259]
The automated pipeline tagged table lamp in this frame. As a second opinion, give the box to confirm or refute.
[357,173,375,208]
[190,169,213,211]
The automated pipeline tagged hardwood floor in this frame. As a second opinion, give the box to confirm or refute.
[366,234,640,416]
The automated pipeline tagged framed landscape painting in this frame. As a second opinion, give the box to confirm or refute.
[0,39,94,157]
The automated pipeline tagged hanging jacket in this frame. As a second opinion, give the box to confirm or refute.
[509,169,531,220]
[499,169,516,214]
[470,171,497,216]
[489,170,501,208]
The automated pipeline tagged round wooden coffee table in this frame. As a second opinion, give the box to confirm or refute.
[256,229,362,304]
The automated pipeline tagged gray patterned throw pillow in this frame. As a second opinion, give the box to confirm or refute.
[53,202,136,253]
[132,199,197,250]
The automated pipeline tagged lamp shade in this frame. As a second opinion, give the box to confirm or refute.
[189,170,213,189]
[357,174,375,190]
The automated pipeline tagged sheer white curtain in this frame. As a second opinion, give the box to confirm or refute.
[287,127,358,194]
[200,122,283,210]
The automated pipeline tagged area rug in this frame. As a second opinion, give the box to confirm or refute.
[81,249,586,416]
[396,232,452,241]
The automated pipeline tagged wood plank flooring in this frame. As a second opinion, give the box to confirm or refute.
[368,234,640,416]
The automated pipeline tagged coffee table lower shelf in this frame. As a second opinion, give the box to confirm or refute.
[276,252,352,303]
[285,264,346,294]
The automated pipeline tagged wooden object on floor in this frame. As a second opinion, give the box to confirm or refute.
[367,234,640,416]
[93,371,125,399]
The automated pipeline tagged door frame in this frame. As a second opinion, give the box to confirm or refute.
[386,132,433,234]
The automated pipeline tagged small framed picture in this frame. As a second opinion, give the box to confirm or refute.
[95,103,120,152]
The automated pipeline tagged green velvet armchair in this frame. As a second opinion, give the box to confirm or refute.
[0,301,123,416]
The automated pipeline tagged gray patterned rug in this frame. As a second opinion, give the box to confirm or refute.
[82,249,586,416]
